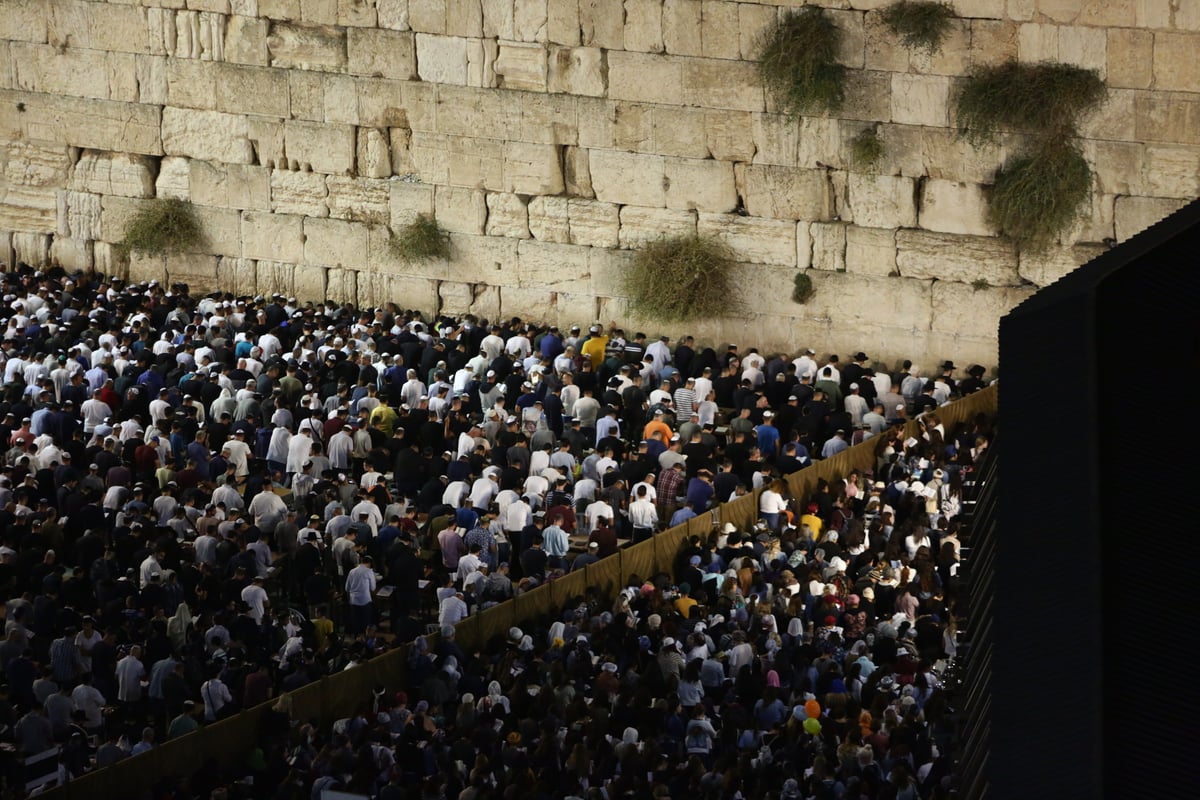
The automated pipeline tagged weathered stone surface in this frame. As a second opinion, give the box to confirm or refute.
[485,192,531,238]
[304,216,369,266]
[705,110,755,161]
[345,27,416,79]
[970,19,1019,67]
[69,151,156,199]
[528,195,570,243]
[504,142,564,194]
[567,198,619,247]
[389,181,435,226]
[624,0,664,53]
[357,128,393,178]
[216,256,259,297]
[98,195,153,243]
[590,150,667,207]
[896,230,1019,285]
[617,206,696,249]
[241,211,306,263]
[156,157,192,201]
[918,179,994,237]
[1057,24,1106,72]
[664,157,737,213]
[3,142,70,194]
[1113,195,1188,242]
[515,239,591,289]
[162,107,254,164]
[607,51,683,105]
[796,118,843,169]
[1017,22,1058,61]
[929,280,1035,349]
[326,176,390,221]
[683,58,764,112]
[434,186,488,234]
[662,0,701,56]
[847,174,917,229]
[271,169,329,216]
[494,40,548,90]
[48,0,150,55]
[226,14,270,65]
[811,222,847,272]
[190,205,243,257]
[267,22,347,71]
[564,145,593,197]
[358,271,439,314]
[0,185,58,232]
[845,226,897,277]
[1154,33,1200,93]
[802,271,932,332]
[283,120,355,174]
[890,74,951,127]
[416,33,472,84]
[1018,243,1106,287]
[701,0,741,60]
[12,43,115,102]
[444,136,504,190]
[0,0,47,44]
[737,165,832,221]
[1106,27,1153,89]
[1143,145,1200,199]
[189,162,271,211]
[62,191,102,240]
[1133,91,1200,146]
[579,0,624,48]
[651,107,708,158]
[697,214,797,267]
[548,46,606,96]
[377,0,410,30]
[49,236,93,271]
[11,232,50,267]
[751,114,799,166]
[2,91,163,156]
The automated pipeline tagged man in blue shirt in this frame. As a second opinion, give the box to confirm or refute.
[686,469,715,513]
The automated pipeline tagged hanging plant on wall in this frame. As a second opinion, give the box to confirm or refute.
[623,234,735,322]
[954,60,1107,251]
[757,6,846,115]
[849,128,886,172]
[389,214,451,261]
[116,198,206,258]
[881,1,956,54]
[791,271,815,304]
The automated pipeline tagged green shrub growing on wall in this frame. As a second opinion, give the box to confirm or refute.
[954,60,1107,144]
[954,60,1106,251]
[624,234,735,322]
[792,271,815,304]
[757,7,846,115]
[389,214,451,261]
[117,198,205,258]
[849,128,886,171]
[881,1,956,54]
[988,141,1092,252]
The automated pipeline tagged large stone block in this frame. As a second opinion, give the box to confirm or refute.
[0,185,57,232]
[357,128,393,178]
[751,114,799,166]
[346,27,417,79]
[567,198,619,247]
[527,196,570,242]
[5,141,73,189]
[662,0,702,56]
[514,91,577,145]
[564,146,593,197]
[1017,22,1058,61]
[494,40,548,91]
[969,19,1019,67]
[162,107,254,164]
[326,176,390,221]
[11,43,111,102]
[1018,243,1106,287]
[49,236,93,271]
[847,174,918,229]
[590,150,667,207]
[1,91,163,156]
[929,280,1034,345]
[811,222,846,272]
[579,0,625,48]
[1057,24,1106,73]
[797,118,843,169]
[697,214,797,266]
[664,157,737,213]
[11,232,51,267]
[1113,195,1188,242]
[705,110,756,162]
[214,256,260,298]
[267,22,347,71]
[839,70,892,122]
[1133,91,1200,146]
[48,0,150,55]
[845,226,897,277]
[1143,146,1200,199]
[513,0,549,43]
[1153,33,1200,93]
[683,59,764,112]
[434,186,488,234]
[738,165,832,221]
[548,46,606,96]
[97,195,152,243]
[389,181,435,226]
[0,0,47,44]
[358,271,439,314]
[607,51,683,105]
[226,14,271,65]
[653,107,709,158]
[624,0,665,53]
[241,210,306,262]
[918,179,994,237]
[701,0,741,60]
[215,64,290,118]
[445,135,505,191]
[485,192,531,238]
[617,206,696,249]
[890,74,950,127]
[61,191,102,240]
[136,54,169,105]
[190,205,243,257]
[803,271,933,332]
[164,56,217,110]
[896,229,1019,284]
[515,239,591,288]
[504,142,564,194]
[416,33,471,84]
[304,216,369,266]
[377,0,410,30]
[156,157,191,201]
[1106,27,1153,89]
[190,162,271,211]
[283,120,355,174]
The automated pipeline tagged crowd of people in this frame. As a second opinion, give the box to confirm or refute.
[0,264,993,799]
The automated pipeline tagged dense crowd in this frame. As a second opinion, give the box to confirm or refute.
[0,264,993,799]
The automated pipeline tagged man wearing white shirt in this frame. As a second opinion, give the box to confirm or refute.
[468,474,499,513]
[222,432,252,479]
[240,576,269,623]
[344,557,377,633]
[247,481,287,532]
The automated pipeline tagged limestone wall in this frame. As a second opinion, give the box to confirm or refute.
[1,0,1197,367]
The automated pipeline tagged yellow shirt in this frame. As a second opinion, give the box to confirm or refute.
[800,513,823,538]
[369,404,398,436]
[580,336,608,369]
[675,596,698,619]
